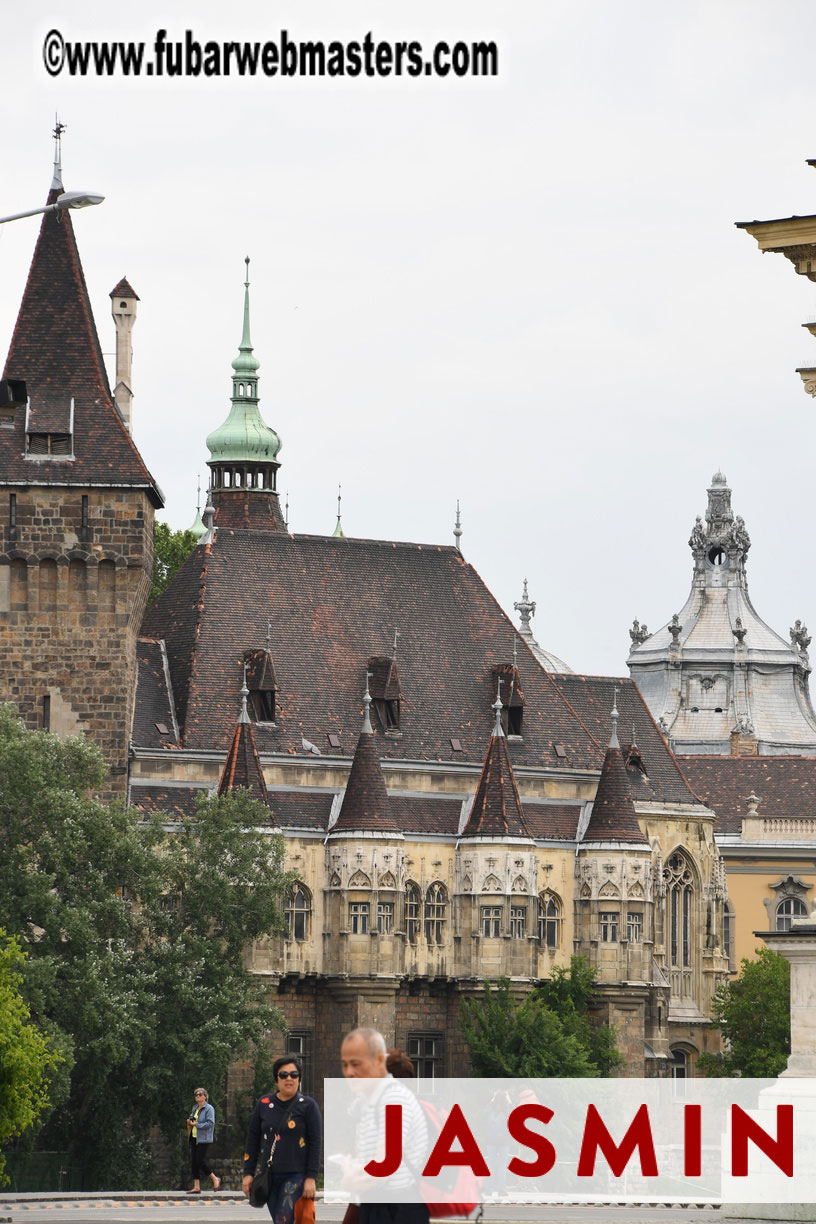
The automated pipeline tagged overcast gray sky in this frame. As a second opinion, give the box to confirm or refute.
[2,1,816,677]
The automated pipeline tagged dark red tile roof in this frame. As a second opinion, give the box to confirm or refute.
[129,784,205,820]
[462,729,532,838]
[332,729,399,833]
[218,717,276,819]
[679,756,816,835]
[271,791,335,830]
[140,532,609,765]
[549,674,700,806]
[110,277,139,301]
[581,738,649,845]
[1,194,161,504]
[133,640,179,749]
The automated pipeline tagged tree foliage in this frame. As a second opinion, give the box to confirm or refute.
[150,521,198,604]
[0,704,293,1186]
[0,932,62,1185]
[460,957,622,1078]
[698,947,790,1078]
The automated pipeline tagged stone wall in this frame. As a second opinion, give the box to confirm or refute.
[0,486,154,798]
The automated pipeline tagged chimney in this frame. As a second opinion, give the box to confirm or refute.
[109,277,139,434]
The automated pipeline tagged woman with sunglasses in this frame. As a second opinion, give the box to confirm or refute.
[186,1088,221,1193]
[242,1057,322,1223]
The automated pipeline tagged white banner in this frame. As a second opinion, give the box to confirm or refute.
[323,1077,816,1205]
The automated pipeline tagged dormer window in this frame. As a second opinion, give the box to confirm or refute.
[244,648,277,723]
[368,656,401,733]
[25,396,74,460]
[493,663,524,736]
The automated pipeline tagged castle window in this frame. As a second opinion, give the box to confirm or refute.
[665,850,695,967]
[286,1031,312,1091]
[406,1033,444,1079]
[600,911,618,942]
[777,897,807,931]
[9,494,16,529]
[27,433,72,456]
[627,911,642,943]
[493,663,524,736]
[481,906,501,938]
[510,905,526,939]
[377,902,394,934]
[424,882,447,945]
[42,694,51,732]
[405,882,420,944]
[368,656,401,732]
[244,649,277,724]
[39,558,57,612]
[286,884,311,941]
[350,901,369,934]
[81,495,89,541]
[538,892,561,949]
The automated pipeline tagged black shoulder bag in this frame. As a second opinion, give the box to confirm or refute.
[250,1101,297,1209]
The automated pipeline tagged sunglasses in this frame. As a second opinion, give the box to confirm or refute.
[277,1070,300,1080]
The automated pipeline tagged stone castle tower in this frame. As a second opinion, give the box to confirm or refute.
[0,144,162,796]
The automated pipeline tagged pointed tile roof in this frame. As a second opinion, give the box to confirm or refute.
[581,702,649,846]
[461,703,532,839]
[331,697,400,834]
[110,277,139,301]
[217,679,275,818]
[1,187,162,504]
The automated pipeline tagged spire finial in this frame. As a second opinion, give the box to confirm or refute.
[362,670,374,734]
[514,578,536,635]
[609,687,619,749]
[284,491,289,531]
[493,677,505,738]
[266,620,272,654]
[512,636,518,668]
[51,116,65,192]
[239,664,250,724]
[196,474,201,513]
[392,628,400,660]
[454,500,463,551]
[332,483,345,537]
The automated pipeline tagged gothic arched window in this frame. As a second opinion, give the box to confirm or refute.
[424,882,447,946]
[286,883,311,941]
[405,882,420,945]
[538,892,561,950]
[664,851,695,968]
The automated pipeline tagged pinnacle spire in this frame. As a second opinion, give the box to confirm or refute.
[460,709,531,839]
[332,484,345,537]
[51,117,65,193]
[217,677,275,818]
[330,672,399,835]
[581,691,648,846]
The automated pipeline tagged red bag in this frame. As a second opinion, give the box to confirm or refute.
[418,1099,479,1218]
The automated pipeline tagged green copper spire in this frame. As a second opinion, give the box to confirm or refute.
[332,484,345,537]
[205,258,282,464]
[189,475,207,539]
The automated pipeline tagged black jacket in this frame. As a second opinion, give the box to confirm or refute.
[244,1092,322,1180]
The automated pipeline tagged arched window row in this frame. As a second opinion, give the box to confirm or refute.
[286,883,311,941]
[664,850,695,969]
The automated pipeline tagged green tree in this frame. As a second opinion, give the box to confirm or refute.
[0,704,292,1186]
[461,957,622,1078]
[150,522,198,603]
[698,947,790,1078]
[0,932,62,1184]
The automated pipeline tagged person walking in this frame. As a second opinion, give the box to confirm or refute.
[187,1088,221,1193]
[242,1057,322,1223]
[340,1028,429,1224]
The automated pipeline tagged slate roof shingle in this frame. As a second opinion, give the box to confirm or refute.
[679,756,816,835]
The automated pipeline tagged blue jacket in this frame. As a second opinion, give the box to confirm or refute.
[191,1101,215,1144]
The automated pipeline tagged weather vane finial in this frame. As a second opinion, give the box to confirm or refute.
[51,116,65,193]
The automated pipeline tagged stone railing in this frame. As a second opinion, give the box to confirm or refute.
[743,816,816,842]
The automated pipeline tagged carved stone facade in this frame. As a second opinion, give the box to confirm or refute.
[628,472,816,756]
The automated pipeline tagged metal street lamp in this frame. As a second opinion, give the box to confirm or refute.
[0,189,105,225]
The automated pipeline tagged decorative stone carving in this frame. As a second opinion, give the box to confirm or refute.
[629,618,649,646]
[379,871,396,889]
[512,875,528,893]
[599,881,619,898]
[483,873,502,892]
[330,872,341,887]
[791,619,812,651]
[462,874,473,892]
[689,516,706,552]
[732,617,747,644]
[348,870,371,888]
[669,614,683,645]
[580,883,592,899]
[629,881,644,899]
